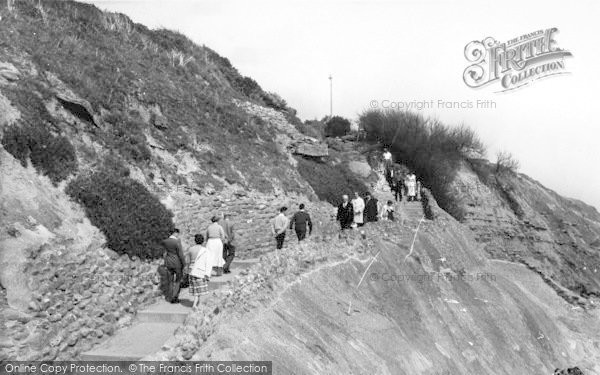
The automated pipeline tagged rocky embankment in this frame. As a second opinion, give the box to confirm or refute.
[454,161,600,305]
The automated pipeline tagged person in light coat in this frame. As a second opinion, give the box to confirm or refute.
[351,192,365,227]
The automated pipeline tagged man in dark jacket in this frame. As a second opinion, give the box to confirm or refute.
[392,171,404,202]
[364,192,379,223]
[290,203,313,241]
[336,195,354,230]
[162,228,186,303]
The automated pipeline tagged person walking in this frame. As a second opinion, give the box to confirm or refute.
[382,148,393,171]
[161,228,186,303]
[416,180,422,201]
[406,172,417,202]
[393,171,404,202]
[221,213,235,274]
[336,195,354,230]
[351,192,365,227]
[380,200,395,221]
[187,234,210,310]
[205,215,226,276]
[271,207,290,249]
[290,203,313,241]
[364,192,379,223]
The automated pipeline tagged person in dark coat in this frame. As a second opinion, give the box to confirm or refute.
[290,203,313,241]
[162,228,186,303]
[336,195,354,230]
[393,171,404,202]
[364,192,379,223]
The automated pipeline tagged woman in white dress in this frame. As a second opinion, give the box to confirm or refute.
[405,173,415,201]
[205,215,226,276]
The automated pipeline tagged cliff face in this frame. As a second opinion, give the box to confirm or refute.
[454,160,600,303]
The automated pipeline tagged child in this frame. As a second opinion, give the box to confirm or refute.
[381,200,395,221]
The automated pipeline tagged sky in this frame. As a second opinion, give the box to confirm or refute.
[85,0,600,209]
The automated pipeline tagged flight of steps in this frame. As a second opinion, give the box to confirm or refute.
[80,258,259,361]
[372,169,425,223]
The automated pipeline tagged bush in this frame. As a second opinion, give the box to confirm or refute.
[359,109,485,221]
[495,150,520,175]
[325,116,351,137]
[296,119,325,139]
[66,170,175,259]
[1,124,78,184]
[296,157,369,206]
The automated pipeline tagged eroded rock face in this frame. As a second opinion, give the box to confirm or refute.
[0,62,21,85]
[0,223,54,310]
[454,161,600,302]
[147,210,600,374]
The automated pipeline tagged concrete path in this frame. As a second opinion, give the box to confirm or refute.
[80,258,259,361]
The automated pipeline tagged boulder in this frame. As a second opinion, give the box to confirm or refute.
[347,160,372,178]
[292,140,328,157]
[0,223,54,311]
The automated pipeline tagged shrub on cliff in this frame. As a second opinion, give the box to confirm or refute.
[296,157,369,206]
[1,124,78,184]
[325,116,351,137]
[66,170,175,259]
[359,109,485,221]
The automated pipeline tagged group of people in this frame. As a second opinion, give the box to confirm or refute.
[159,148,422,307]
[383,149,422,203]
[160,213,236,308]
[388,169,421,202]
[271,203,314,250]
[337,192,396,230]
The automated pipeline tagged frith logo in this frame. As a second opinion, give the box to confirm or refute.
[463,28,572,92]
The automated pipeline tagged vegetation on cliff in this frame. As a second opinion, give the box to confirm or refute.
[1,123,78,184]
[359,109,485,220]
[66,169,175,259]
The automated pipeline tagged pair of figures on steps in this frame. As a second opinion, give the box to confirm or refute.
[159,213,236,307]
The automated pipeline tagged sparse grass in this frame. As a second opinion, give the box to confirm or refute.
[0,0,306,193]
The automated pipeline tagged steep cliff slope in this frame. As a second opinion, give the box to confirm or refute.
[150,199,600,374]
[455,160,600,304]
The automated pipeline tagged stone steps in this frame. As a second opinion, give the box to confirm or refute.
[80,259,259,361]
[80,322,180,361]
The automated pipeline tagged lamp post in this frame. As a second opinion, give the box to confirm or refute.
[328,74,333,119]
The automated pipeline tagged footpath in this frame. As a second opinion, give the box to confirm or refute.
[82,171,425,361]
[80,259,259,361]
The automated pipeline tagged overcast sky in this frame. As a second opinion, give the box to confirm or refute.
[85,0,600,210]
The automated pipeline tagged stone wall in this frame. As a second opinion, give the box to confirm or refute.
[1,248,162,361]
[166,188,339,259]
